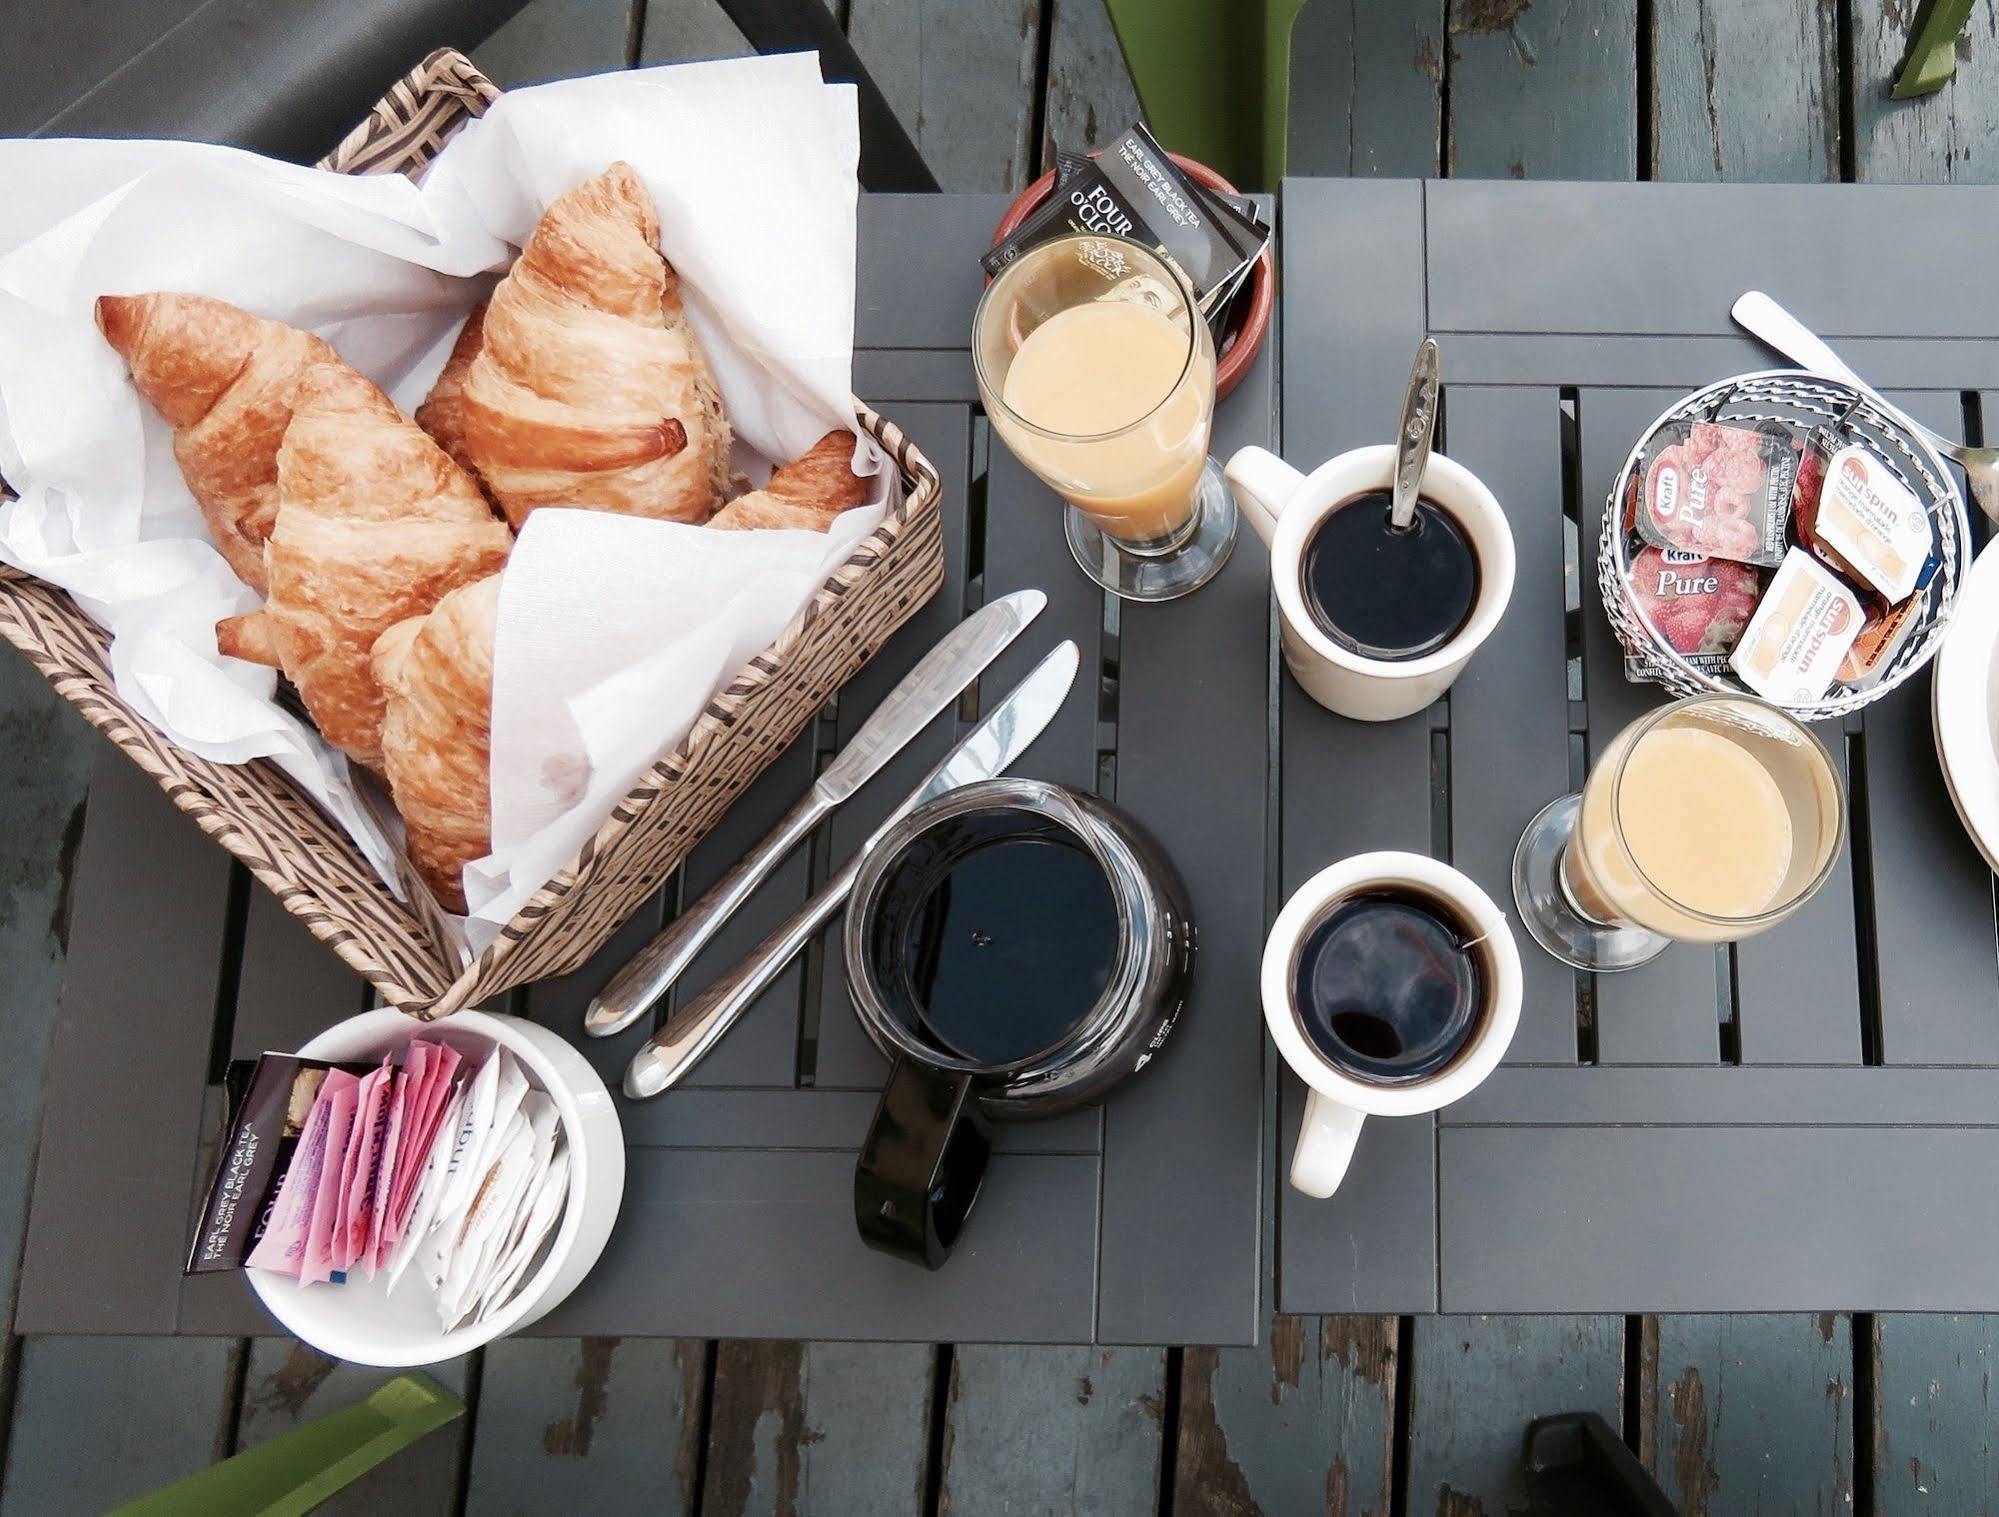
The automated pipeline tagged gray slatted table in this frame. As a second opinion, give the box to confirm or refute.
[1279,177,1999,1316]
[12,193,1273,1348]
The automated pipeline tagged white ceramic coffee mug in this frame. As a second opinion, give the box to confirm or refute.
[1264,852,1523,1199]
[1224,444,1516,721]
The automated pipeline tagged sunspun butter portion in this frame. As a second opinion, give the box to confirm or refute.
[1730,548,1864,705]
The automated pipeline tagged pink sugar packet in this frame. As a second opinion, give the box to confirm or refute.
[299,1077,363,1286]
[244,1068,358,1277]
[360,1059,418,1277]
[387,1043,462,1239]
[334,1058,394,1273]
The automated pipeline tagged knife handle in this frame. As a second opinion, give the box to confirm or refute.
[585,789,825,1039]
[624,852,865,1100]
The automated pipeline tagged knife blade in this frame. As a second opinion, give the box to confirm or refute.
[623,639,1081,1100]
[584,589,1047,1038]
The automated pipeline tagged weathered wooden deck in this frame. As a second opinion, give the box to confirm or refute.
[3,1,1998,1512]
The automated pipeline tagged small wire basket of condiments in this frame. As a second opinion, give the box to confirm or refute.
[1599,371,1970,721]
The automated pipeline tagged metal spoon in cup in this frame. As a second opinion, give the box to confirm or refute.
[1732,290,1999,523]
[1391,338,1442,532]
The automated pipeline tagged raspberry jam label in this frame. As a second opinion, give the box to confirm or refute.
[1635,419,1796,568]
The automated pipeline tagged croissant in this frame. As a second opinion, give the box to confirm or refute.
[422,163,732,529]
[96,293,369,592]
[214,364,513,770]
[374,574,501,912]
[708,431,871,532]
[412,301,486,484]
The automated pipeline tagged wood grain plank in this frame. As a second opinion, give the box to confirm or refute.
[809,401,972,1090]
[1176,1316,1396,1517]
[1863,389,1999,1063]
[1445,0,1638,180]
[1853,0,1999,184]
[1275,179,1438,1316]
[0,653,92,1333]
[0,1337,239,1517]
[467,1337,703,1515]
[937,1346,1166,1516]
[478,0,639,86]
[1577,385,1722,1065]
[1874,1314,1999,1514]
[1645,1314,1854,1516]
[1447,385,1577,1063]
[847,0,1045,192]
[702,1342,932,1516]
[1404,1314,1625,1515]
[1287,0,1445,176]
[1041,0,1143,157]
[235,1341,472,1515]
[14,752,235,1335]
[1651,0,1839,181]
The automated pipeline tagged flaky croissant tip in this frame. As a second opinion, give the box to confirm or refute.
[371,616,425,694]
[94,294,139,351]
[216,610,281,667]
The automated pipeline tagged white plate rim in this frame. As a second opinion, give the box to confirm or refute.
[1932,538,1999,875]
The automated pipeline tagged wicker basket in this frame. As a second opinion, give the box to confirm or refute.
[1599,370,1969,721]
[0,49,944,1017]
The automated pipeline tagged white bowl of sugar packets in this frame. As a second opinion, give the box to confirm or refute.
[248,1008,624,1367]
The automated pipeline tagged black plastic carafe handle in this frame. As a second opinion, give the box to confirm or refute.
[854,1056,992,1269]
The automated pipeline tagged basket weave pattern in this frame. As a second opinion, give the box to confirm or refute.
[1598,370,1967,722]
[0,49,944,1017]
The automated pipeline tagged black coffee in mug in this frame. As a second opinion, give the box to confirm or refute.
[1301,492,1479,661]
[1292,888,1484,1084]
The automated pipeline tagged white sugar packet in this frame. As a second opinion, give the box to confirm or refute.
[385,1085,465,1294]
[0,55,884,932]
[475,1144,571,1324]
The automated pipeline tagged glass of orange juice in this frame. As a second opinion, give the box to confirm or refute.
[1511,694,1845,971]
[973,233,1237,601]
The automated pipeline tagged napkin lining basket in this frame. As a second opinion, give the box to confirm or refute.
[0,49,945,1018]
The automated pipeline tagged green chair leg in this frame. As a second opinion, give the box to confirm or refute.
[109,1373,464,1517]
[1892,0,1976,98]
[1102,0,1308,188]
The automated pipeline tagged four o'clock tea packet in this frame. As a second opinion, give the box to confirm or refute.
[980,121,1270,340]
[190,1040,572,1328]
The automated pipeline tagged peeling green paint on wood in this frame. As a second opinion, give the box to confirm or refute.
[236,1341,472,1516]
[1176,1315,1396,1517]
[1853,0,1999,182]
[1645,1314,1854,1517]
[466,1337,704,1515]
[939,1345,1167,1516]
[1404,1315,1625,1516]
[1652,0,1839,180]
[0,1337,240,1517]
[1874,1314,1999,1515]
[1446,0,1639,180]
[703,1341,932,1517]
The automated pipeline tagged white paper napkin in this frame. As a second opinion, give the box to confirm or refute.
[0,55,887,938]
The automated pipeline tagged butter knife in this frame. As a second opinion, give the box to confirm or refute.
[585,589,1047,1039]
[623,639,1080,1100]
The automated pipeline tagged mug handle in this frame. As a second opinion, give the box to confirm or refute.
[855,1056,993,1268]
[1290,1086,1366,1198]
[1223,446,1305,549]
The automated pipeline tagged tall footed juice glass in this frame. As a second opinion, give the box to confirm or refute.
[973,234,1237,601]
[1512,694,1846,971]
